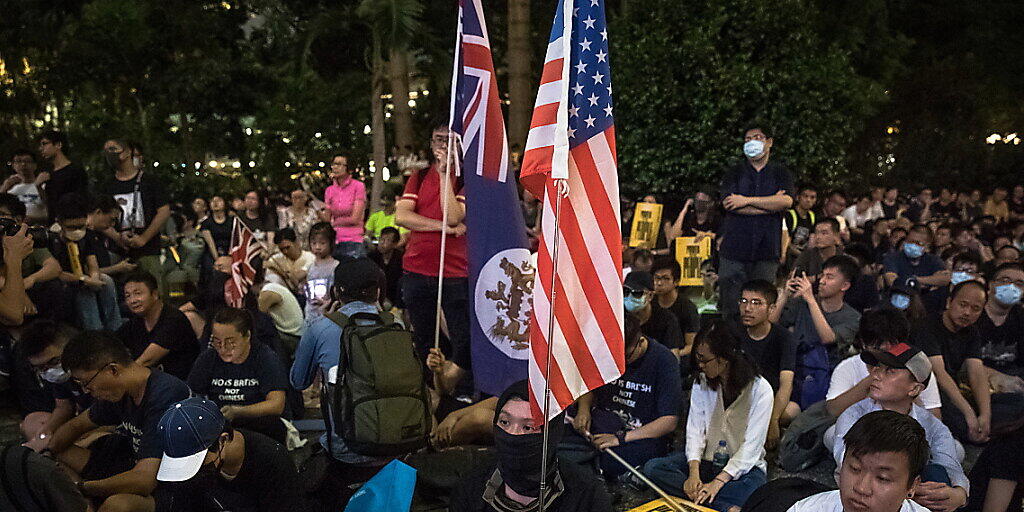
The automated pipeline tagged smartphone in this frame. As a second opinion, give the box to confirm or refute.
[307,278,329,301]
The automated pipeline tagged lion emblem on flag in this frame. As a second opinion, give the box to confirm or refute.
[475,248,535,359]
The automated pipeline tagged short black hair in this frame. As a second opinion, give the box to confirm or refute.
[990,261,1024,282]
[814,217,841,234]
[843,244,873,268]
[308,221,336,248]
[796,185,817,194]
[855,308,909,351]
[19,320,79,359]
[124,270,159,293]
[822,254,860,285]
[741,279,777,304]
[745,125,772,138]
[62,330,133,372]
[0,193,26,218]
[949,279,988,302]
[379,226,400,241]
[212,307,253,338]
[39,130,67,150]
[651,257,681,281]
[276,227,297,243]
[90,194,121,214]
[951,250,983,271]
[55,193,90,221]
[633,249,653,263]
[843,410,929,485]
[10,149,36,162]
[995,245,1022,261]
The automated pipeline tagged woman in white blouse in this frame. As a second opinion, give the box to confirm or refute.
[643,321,773,512]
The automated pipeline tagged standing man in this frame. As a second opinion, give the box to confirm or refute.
[324,154,367,259]
[718,126,794,320]
[103,138,171,295]
[37,130,89,222]
[3,149,47,224]
[396,126,469,363]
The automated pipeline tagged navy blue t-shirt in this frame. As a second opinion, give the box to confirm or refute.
[592,341,681,432]
[187,343,288,408]
[718,160,794,262]
[88,369,190,461]
[882,250,944,283]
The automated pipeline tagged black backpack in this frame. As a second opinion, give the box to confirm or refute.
[1,445,54,512]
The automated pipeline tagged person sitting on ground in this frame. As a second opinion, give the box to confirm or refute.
[883,225,950,289]
[792,217,843,279]
[966,427,1024,511]
[0,193,62,319]
[788,410,931,512]
[973,262,1024,382]
[51,193,124,331]
[303,222,338,328]
[643,320,773,512]
[187,307,290,445]
[264,227,313,299]
[832,344,968,512]
[911,280,1024,443]
[19,321,91,453]
[367,226,405,310]
[652,258,701,354]
[155,397,308,512]
[87,195,138,280]
[772,255,862,410]
[564,312,680,481]
[48,330,190,512]
[254,268,304,355]
[624,271,685,356]
[450,380,612,512]
[732,279,797,449]
[3,148,48,224]
[117,270,200,381]
[922,251,983,316]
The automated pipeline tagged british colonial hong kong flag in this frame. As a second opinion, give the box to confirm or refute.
[454,0,532,396]
[224,217,262,308]
[520,0,624,421]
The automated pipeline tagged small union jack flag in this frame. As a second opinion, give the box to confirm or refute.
[224,217,263,308]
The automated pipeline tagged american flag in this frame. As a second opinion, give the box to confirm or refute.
[224,217,262,308]
[521,0,624,421]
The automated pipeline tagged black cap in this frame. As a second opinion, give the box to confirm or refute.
[624,271,654,291]
[333,257,385,296]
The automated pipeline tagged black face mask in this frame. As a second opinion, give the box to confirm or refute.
[194,442,224,481]
[491,381,564,498]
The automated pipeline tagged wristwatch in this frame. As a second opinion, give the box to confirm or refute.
[615,430,628,445]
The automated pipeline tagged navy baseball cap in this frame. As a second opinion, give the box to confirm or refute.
[157,397,225,482]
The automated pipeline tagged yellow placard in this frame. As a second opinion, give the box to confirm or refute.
[675,236,712,286]
[627,498,717,512]
[629,202,663,249]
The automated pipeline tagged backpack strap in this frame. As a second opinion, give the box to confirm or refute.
[809,210,816,224]
[325,311,351,329]
[788,209,797,230]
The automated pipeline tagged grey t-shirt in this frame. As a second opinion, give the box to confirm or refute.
[781,298,861,365]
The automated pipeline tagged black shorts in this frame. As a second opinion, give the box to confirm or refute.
[80,434,135,481]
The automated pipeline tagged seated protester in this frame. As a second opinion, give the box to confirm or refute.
[564,312,680,481]
[48,330,191,512]
[254,268,304,354]
[841,194,875,238]
[264,227,313,298]
[912,280,1024,443]
[771,255,862,409]
[788,410,930,512]
[118,270,200,381]
[0,193,62,319]
[883,225,950,289]
[966,429,1024,512]
[950,223,993,264]
[887,280,929,324]
[858,218,893,264]
[841,244,881,313]
[187,308,289,445]
[643,321,773,512]
[792,217,843,278]
[0,219,34,326]
[624,271,685,356]
[991,244,1021,270]
[652,258,701,353]
[367,226,405,310]
[19,321,92,453]
[303,222,339,328]
[826,309,942,420]
[732,279,797,448]
[51,193,124,331]
[974,262,1024,379]
[450,380,612,512]
[155,397,309,512]
[832,344,968,512]
[290,257,391,509]
[428,394,495,450]
[87,194,139,279]
[922,251,983,316]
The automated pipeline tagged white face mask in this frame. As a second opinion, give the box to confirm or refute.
[743,140,765,159]
[63,228,87,242]
[40,367,70,384]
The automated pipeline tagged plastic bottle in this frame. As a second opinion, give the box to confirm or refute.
[712,440,729,473]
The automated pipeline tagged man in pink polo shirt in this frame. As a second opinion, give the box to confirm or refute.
[324,154,367,259]
[396,126,470,365]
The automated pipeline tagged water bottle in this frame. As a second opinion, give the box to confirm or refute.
[712,440,730,473]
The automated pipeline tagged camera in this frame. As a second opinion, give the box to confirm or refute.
[0,218,19,237]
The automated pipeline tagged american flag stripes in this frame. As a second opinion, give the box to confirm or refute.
[224,217,262,308]
[521,0,624,421]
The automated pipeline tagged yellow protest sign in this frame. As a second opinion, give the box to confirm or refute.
[675,236,712,286]
[628,202,663,249]
[627,498,717,512]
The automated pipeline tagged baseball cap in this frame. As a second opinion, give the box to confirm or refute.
[861,342,933,384]
[624,271,654,292]
[157,397,225,482]
[333,257,385,296]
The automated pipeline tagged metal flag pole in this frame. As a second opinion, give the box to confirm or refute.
[602,445,687,512]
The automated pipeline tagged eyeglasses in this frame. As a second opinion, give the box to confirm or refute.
[694,354,718,366]
[738,298,768,307]
[623,286,646,299]
[210,337,242,350]
[74,362,113,391]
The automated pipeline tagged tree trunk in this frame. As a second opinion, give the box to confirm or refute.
[507,0,532,159]
[370,61,388,214]
[388,48,415,156]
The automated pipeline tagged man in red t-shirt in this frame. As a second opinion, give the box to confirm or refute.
[396,126,471,364]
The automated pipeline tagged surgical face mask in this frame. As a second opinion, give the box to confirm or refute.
[40,367,70,384]
[995,283,1022,306]
[104,151,122,170]
[63,228,86,242]
[890,293,911,311]
[950,271,973,286]
[623,295,648,313]
[902,242,925,259]
[743,140,765,159]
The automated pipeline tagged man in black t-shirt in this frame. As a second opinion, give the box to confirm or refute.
[651,259,700,354]
[156,397,309,512]
[19,320,91,453]
[975,262,1024,378]
[49,331,191,512]
[38,129,90,223]
[733,279,796,449]
[624,271,684,356]
[118,271,199,381]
